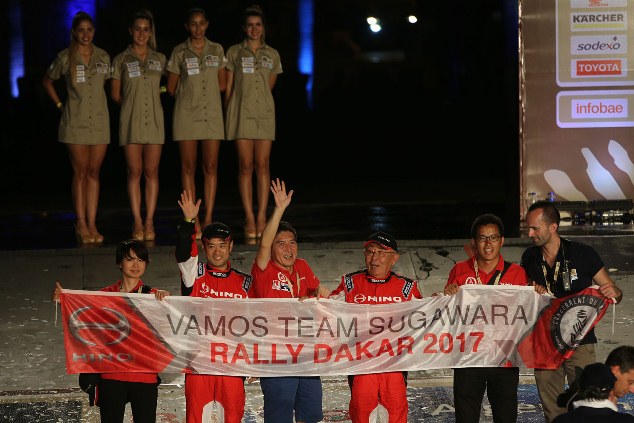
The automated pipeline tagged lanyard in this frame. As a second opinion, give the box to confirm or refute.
[288,270,301,298]
[473,259,502,285]
[291,270,302,298]
[541,260,560,296]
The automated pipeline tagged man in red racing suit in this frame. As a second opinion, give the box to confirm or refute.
[330,231,423,423]
[176,190,254,423]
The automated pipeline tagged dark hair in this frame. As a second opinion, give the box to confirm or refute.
[576,385,611,401]
[528,200,561,226]
[470,213,504,239]
[186,7,208,22]
[69,11,95,88]
[606,345,634,373]
[278,221,297,240]
[115,239,149,265]
[131,9,157,50]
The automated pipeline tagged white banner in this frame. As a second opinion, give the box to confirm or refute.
[61,285,609,376]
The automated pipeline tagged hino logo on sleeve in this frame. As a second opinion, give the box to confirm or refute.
[69,306,131,346]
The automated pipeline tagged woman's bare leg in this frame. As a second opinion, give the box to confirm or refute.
[236,138,256,236]
[124,144,144,239]
[67,144,91,239]
[178,140,198,199]
[142,144,162,240]
[201,139,220,227]
[179,140,200,235]
[254,140,273,236]
[85,144,107,241]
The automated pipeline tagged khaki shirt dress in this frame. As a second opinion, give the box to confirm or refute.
[224,41,283,141]
[46,47,111,145]
[166,38,226,141]
[111,46,166,146]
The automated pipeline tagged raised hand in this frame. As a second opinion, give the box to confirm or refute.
[178,190,201,221]
[270,178,293,210]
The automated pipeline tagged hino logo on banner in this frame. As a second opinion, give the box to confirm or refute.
[69,306,131,346]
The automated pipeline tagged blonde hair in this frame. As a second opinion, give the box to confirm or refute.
[69,11,95,89]
[132,9,157,50]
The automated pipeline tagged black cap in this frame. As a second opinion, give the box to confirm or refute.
[202,222,232,241]
[579,362,616,392]
[364,231,398,252]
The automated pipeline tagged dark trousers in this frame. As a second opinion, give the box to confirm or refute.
[98,379,158,423]
[453,367,519,423]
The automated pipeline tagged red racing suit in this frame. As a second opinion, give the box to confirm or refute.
[176,221,253,423]
[330,270,423,423]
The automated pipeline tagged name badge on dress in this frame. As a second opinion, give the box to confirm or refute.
[75,65,86,83]
[148,60,162,71]
[96,62,108,74]
[204,55,219,67]
[127,61,141,78]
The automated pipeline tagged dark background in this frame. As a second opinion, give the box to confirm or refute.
[0,0,520,245]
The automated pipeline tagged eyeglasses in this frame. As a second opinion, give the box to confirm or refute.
[364,248,395,257]
[474,235,502,243]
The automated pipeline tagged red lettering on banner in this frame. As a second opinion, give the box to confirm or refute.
[377,339,395,356]
[287,344,304,364]
[232,344,251,364]
[253,344,269,364]
[271,344,286,364]
[356,341,374,359]
[314,344,332,363]
[397,336,415,354]
[211,343,307,364]
[335,344,354,362]
[422,332,485,354]
[211,343,229,362]
[313,338,416,363]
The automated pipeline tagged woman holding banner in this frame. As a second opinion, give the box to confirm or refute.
[53,239,169,423]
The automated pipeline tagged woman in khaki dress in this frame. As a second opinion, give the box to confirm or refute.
[111,9,166,241]
[166,7,227,239]
[224,4,283,240]
[42,11,110,244]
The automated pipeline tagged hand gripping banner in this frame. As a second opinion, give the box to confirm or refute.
[60,285,610,376]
